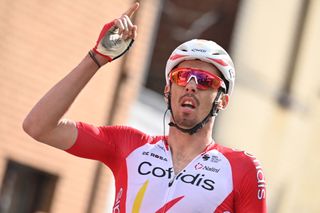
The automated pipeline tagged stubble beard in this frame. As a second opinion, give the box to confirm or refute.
[175,113,198,128]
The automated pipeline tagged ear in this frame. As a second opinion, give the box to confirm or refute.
[217,94,229,110]
[164,85,170,104]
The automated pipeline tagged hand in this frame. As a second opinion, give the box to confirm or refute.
[114,2,139,41]
[93,2,139,63]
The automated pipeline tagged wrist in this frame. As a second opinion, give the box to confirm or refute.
[88,50,109,69]
[94,51,110,65]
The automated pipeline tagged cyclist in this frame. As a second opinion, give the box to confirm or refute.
[23,2,267,212]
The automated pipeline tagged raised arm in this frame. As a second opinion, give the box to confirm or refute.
[22,3,139,150]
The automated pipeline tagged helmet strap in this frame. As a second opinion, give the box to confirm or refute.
[167,87,223,135]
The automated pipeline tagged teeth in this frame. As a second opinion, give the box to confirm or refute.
[183,101,193,105]
[182,100,195,109]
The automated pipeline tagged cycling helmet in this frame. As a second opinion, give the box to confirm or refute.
[165,39,235,95]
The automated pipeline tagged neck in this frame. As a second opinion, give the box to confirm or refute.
[167,119,215,158]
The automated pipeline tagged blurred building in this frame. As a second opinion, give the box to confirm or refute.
[0,0,319,213]
[224,1,320,212]
[0,0,160,212]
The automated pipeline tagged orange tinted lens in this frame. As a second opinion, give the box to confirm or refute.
[170,70,189,86]
[190,70,222,90]
[170,68,224,90]
[198,74,222,89]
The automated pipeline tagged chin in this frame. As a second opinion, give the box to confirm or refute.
[177,119,198,128]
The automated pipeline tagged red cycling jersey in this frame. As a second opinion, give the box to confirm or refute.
[66,122,267,213]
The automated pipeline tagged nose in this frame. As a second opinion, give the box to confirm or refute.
[184,78,197,93]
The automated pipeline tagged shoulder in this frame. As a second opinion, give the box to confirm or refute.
[215,143,266,200]
[214,143,265,189]
[214,143,262,172]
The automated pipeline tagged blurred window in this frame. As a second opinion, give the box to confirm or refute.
[0,160,58,213]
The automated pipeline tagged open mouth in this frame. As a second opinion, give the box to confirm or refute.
[181,100,196,109]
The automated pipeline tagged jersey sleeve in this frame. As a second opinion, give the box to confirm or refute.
[233,152,267,213]
[65,121,151,173]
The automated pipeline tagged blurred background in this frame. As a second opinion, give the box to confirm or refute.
[0,0,319,212]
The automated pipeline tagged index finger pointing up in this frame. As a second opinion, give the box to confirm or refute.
[123,2,140,18]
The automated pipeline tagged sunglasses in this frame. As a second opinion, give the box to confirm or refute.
[169,67,226,90]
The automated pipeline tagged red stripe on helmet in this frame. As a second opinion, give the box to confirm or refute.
[207,58,228,66]
[169,54,187,60]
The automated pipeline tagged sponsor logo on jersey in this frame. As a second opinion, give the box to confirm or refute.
[244,152,266,200]
[133,180,184,212]
[138,161,215,191]
[202,154,210,161]
[211,155,221,163]
[157,144,165,151]
[113,188,123,213]
[142,151,168,162]
[195,162,204,170]
[194,163,220,173]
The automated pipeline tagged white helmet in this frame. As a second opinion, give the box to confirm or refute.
[165,39,235,95]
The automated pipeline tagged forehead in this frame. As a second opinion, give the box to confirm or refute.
[177,60,221,77]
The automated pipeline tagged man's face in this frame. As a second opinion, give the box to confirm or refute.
[165,60,227,129]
